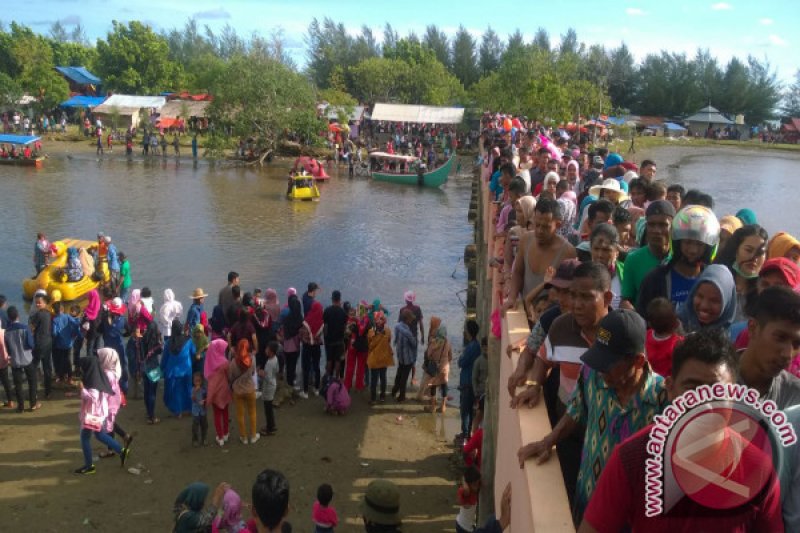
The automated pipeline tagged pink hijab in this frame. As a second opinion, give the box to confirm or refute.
[84,289,101,320]
[203,338,229,380]
[220,489,243,529]
[264,288,280,322]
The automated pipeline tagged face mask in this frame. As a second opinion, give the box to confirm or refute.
[732,263,759,280]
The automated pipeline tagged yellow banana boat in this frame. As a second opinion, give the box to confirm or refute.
[22,238,109,301]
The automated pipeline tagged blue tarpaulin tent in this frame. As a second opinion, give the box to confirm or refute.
[0,134,40,144]
[55,66,101,86]
[60,95,106,108]
[664,122,687,131]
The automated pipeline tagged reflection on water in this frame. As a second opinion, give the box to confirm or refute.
[655,147,800,236]
[0,154,473,378]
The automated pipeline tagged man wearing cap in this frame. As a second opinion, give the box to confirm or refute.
[578,329,782,532]
[620,200,675,310]
[518,308,667,525]
[504,198,577,316]
[361,479,402,532]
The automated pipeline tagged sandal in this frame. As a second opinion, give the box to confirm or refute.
[147,417,160,425]
[30,402,42,411]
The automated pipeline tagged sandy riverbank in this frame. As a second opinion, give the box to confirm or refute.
[0,380,463,532]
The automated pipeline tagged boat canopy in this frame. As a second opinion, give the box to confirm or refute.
[0,134,40,145]
[368,151,417,163]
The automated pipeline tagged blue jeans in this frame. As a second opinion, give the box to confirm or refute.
[143,377,158,419]
[81,426,122,467]
[459,385,476,436]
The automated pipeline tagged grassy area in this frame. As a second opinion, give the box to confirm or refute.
[604,134,800,155]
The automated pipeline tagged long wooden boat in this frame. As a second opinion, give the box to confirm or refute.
[371,153,454,188]
[0,134,45,168]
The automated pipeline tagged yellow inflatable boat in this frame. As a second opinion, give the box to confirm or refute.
[287,173,321,202]
[22,238,109,301]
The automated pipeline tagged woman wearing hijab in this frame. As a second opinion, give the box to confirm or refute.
[81,289,102,357]
[205,338,231,446]
[228,339,258,444]
[263,289,281,334]
[140,321,162,424]
[420,317,453,413]
[736,208,758,226]
[191,323,209,375]
[300,300,324,398]
[280,295,304,389]
[158,288,183,345]
[74,356,130,474]
[126,288,153,398]
[367,311,393,405]
[678,264,738,335]
[172,481,227,533]
[768,232,800,264]
[161,319,195,417]
[97,348,133,458]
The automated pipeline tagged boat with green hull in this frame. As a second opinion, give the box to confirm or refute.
[370,153,454,188]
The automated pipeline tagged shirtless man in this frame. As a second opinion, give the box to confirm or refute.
[503,198,577,315]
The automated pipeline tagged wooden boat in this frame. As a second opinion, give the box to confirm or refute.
[22,239,110,301]
[287,173,321,201]
[370,152,454,188]
[0,134,45,168]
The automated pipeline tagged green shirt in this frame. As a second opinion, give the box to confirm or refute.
[566,365,667,523]
[120,259,131,289]
[620,246,666,303]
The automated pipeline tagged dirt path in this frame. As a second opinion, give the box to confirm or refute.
[0,381,462,532]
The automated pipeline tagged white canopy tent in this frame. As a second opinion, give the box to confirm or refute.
[370,103,464,124]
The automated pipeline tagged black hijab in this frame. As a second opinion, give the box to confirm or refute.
[142,321,162,356]
[169,318,190,354]
[80,356,113,395]
[283,295,304,339]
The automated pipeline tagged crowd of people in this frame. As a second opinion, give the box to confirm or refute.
[481,120,800,530]
[1,254,498,531]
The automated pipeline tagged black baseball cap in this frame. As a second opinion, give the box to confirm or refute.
[544,259,581,289]
[580,309,647,374]
[645,200,676,219]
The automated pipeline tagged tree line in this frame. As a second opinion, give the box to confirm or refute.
[0,17,793,147]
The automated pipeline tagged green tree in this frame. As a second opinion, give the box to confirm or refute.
[0,71,22,109]
[11,32,69,112]
[532,28,550,52]
[478,27,503,76]
[382,23,399,58]
[305,17,354,88]
[95,20,183,93]
[423,25,450,68]
[207,51,322,154]
[349,57,410,103]
[451,25,478,87]
[782,70,800,117]
[504,29,525,60]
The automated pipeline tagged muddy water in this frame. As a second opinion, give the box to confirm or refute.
[648,145,800,236]
[0,155,474,392]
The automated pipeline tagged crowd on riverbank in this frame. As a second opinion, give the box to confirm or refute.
[482,122,800,530]
[1,257,495,531]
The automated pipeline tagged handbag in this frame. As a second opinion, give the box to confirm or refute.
[82,413,104,432]
[423,357,438,377]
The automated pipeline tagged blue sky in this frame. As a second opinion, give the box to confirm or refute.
[8,0,799,82]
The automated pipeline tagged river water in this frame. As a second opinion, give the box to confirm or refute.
[0,153,474,360]
[652,145,800,236]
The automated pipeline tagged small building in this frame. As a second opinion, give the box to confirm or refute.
[684,105,742,138]
[55,66,102,95]
[93,94,166,130]
[157,99,211,132]
[663,122,688,138]
[781,118,800,144]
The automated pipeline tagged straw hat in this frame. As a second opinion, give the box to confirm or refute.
[589,178,629,202]
[361,479,401,526]
[190,287,208,299]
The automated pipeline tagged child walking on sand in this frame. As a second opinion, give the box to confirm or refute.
[204,339,232,446]
[312,483,339,532]
[97,348,133,458]
[191,372,208,446]
[325,376,350,415]
[258,340,279,436]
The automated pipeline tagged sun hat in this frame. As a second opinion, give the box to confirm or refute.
[589,178,629,202]
[190,287,208,299]
[361,479,401,526]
